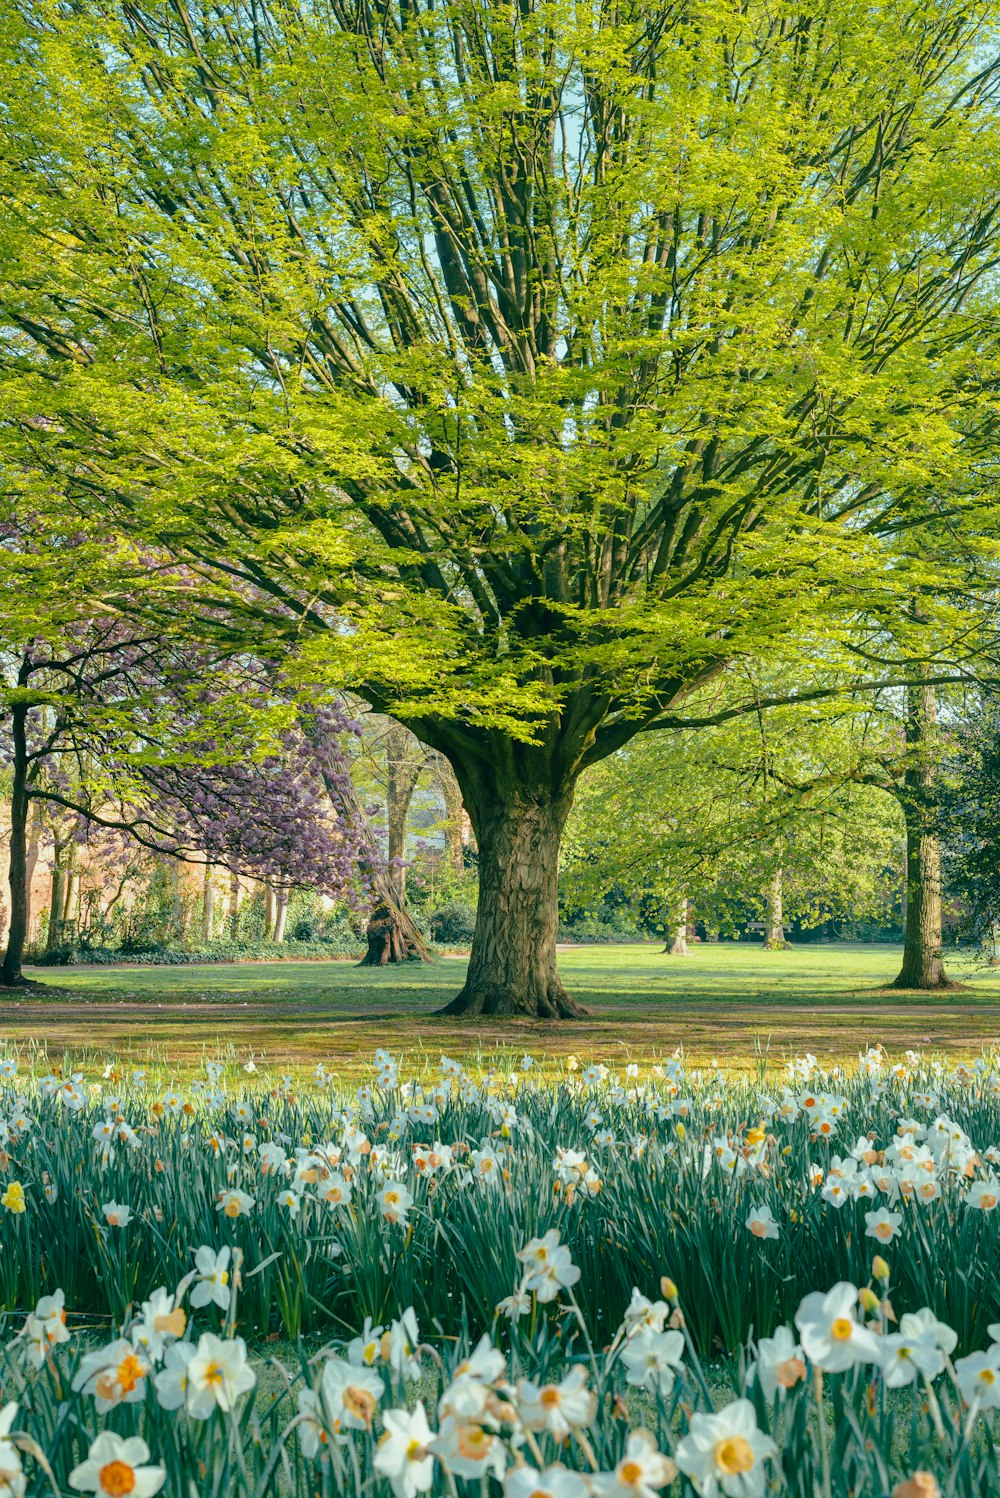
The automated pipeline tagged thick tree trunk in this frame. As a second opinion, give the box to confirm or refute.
[893,681,953,989]
[227,871,241,937]
[666,898,690,954]
[359,875,430,963]
[264,882,277,940]
[762,868,791,949]
[440,787,584,1017]
[1,706,29,986]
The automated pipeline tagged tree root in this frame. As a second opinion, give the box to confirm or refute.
[437,983,588,1019]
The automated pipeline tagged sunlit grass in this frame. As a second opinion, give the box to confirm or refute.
[2,941,998,1082]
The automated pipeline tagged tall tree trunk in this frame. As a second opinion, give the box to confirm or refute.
[1,706,29,986]
[440,784,583,1017]
[385,722,422,903]
[228,871,241,937]
[309,736,431,964]
[63,867,80,928]
[892,680,953,989]
[202,864,216,941]
[666,897,690,954]
[273,887,289,944]
[434,754,468,874]
[47,857,65,953]
[762,868,791,949]
[264,882,277,941]
[385,802,408,903]
[23,803,41,946]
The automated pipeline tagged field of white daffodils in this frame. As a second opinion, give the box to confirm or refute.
[2,1045,1000,1496]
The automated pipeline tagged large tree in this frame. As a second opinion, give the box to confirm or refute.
[3,0,1000,1013]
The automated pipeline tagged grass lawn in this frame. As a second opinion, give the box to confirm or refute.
[0,940,999,1079]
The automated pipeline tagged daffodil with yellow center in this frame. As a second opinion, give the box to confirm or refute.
[714,1435,755,1475]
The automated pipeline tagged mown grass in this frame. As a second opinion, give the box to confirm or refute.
[0,940,998,1080]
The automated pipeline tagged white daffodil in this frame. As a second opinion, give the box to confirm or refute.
[745,1204,779,1240]
[69,1433,164,1498]
[900,1308,958,1357]
[864,1207,903,1244]
[592,1429,677,1498]
[374,1403,435,1498]
[439,1336,506,1421]
[955,1347,1000,1410]
[130,1287,186,1361]
[517,1230,581,1302]
[379,1180,414,1225]
[153,1342,196,1410]
[748,1326,806,1400]
[966,1177,1000,1210]
[101,1201,133,1228]
[319,1355,385,1432]
[430,1416,507,1480]
[505,1466,590,1498]
[72,1340,150,1412]
[190,1245,232,1310]
[622,1288,669,1336]
[517,1365,596,1439]
[675,1399,776,1498]
[216,1187,254,1219]
[794,1283,881,1372]
[620,1327,686,1395]
[879,1329,944,1388]
[387,1309,422,1381]
[185,1333,256,1419]
[0,1403,25,1498]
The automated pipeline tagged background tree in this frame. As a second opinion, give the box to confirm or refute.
[561,691,905,949]
[4,0,1000,1012]
[940,696,1000,961]
[0,620,393,983]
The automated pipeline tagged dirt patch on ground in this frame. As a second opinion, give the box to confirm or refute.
[1,995,998,1076]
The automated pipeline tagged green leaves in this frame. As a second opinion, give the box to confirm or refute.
[3,0,1000,735]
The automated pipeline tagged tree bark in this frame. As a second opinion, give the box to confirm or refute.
[63,866,80,928]
[307,736,431,964]
[434,754,468,874]
[358,876,430,963]
[666,897,690,954]
[47,859,65,953]
[762,868,791,949]
[1,706,29,986]
[385,722,422,903]
[439,785,584,1017]
[264,882,277,941]
[273,887,288,944]
[892,680,954,989]
[202,864,216,941]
